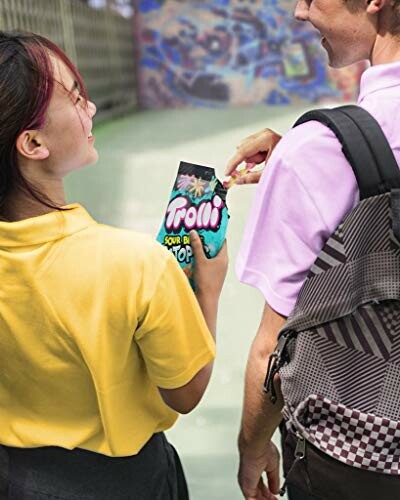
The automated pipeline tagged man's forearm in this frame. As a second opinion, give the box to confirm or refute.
[237,304,287,497]
[239,303,287,454]
[239,337,283,454]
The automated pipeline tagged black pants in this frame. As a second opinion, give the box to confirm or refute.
[0,433,188,500]
[281,426,400,500]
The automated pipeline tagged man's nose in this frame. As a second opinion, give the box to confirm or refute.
[294,0,309,21]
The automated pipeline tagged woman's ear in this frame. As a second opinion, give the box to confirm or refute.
[16,130,49,161]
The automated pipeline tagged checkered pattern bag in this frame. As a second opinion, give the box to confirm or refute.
[265,105,400,475]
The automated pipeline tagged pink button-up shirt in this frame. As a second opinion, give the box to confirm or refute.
[236,62,400,317]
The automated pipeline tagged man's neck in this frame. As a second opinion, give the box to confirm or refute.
[371,32,400,66]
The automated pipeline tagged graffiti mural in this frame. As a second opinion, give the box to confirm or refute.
[134,0,365,108]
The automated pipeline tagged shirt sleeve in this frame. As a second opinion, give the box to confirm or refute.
[135,252,216,389]
[236,121,359,317]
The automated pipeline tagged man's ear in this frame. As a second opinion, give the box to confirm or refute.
[366,0,387,14]
[16,131,49,161]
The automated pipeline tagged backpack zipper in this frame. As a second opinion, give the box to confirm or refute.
[279,432,306,496]
[264,330,295,403]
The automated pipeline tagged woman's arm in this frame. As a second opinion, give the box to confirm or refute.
[158,231,228,414]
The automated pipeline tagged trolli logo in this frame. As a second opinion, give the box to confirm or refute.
[165,194,223,233]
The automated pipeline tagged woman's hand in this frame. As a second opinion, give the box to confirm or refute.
[190,231,228,300]
[225,128,282,185]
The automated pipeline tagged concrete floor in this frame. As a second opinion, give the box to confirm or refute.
[65,103,319,500]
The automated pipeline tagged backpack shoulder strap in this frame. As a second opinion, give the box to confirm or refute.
[293,105,400,200]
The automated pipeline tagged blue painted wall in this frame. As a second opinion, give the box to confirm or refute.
[135,0,364,108]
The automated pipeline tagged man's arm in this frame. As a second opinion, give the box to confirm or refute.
[238,303,287,500]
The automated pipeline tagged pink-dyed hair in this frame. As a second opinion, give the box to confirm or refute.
[0,31,88,213]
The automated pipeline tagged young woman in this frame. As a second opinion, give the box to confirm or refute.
[0,31,228,499]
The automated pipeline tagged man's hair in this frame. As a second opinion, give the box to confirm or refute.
[345,0,400,36]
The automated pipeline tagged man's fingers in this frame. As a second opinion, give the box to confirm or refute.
[226,141,267,175]
[265,147,276,163]
[237,131,262,149]
[245,480,274,500]
[246,153,268,165]
[258,478,271,499]
[239,472,259,500]
[227,128,282,176]
[235,171,263,185]
[266,466,280,496]
[226,131,272,174]
[189,231,206,262]
[226,150,247,176]
[226,148,267,176]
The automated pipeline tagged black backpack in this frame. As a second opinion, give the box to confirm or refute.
[265,105,400,476]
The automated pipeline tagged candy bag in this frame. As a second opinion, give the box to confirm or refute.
[157,161,229,288]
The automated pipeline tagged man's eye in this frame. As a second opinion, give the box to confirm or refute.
[75,93,83,104]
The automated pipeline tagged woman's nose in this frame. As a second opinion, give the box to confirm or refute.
[294,0,309,21]
[88,100,97,118]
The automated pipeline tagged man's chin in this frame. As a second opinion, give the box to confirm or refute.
[327,58,348,69]
[327,52,368,69]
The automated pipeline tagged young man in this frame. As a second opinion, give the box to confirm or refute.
[226,1,400,498]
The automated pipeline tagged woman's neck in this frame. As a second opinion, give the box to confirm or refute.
[1,181,67,222]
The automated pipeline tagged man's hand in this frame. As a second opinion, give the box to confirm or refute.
[237,303,286,499]
[225,128,282,185]
[238,440,280,500]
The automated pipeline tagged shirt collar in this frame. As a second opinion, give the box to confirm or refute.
[358,61,400,104]
[0,204,96,247]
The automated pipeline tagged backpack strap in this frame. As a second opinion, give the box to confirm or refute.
[293,105,400,200]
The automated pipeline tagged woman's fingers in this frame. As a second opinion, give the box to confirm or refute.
[215,239,228,260]
[189,231,206,263]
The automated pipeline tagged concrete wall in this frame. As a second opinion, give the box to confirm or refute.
[0,0,136,121]
[134,0,365,109]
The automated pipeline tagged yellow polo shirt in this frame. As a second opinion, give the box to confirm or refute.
[0,204,215,457]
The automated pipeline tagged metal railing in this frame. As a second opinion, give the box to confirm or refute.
[0,0,137,121]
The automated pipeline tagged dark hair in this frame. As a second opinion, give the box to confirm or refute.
[0,31,88,215]
[345,0,400,35]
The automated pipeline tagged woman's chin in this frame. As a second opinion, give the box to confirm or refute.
[85,150,100,167]
[72,153,100,173]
